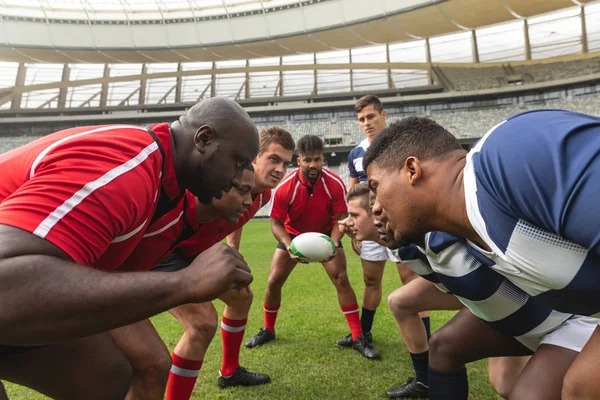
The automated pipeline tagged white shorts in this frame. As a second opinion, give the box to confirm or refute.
[516,315,598,352]
[360,240,400,262]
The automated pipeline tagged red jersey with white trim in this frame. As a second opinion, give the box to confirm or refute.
[119,191,199,271]
[269,168,347,236]
[176,188,272,258]
[0,123,181,271]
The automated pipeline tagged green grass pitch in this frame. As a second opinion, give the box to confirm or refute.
[3,219,501,399]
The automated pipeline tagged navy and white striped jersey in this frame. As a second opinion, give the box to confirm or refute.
[464,109,600,316]
[347,138,369,182]
[395,232,574,350]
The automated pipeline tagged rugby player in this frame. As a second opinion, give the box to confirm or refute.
[113,127,295,399]
[246,135,379,359]
[363,112,600,399]
[0,97,258,398]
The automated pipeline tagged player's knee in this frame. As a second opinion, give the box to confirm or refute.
[387,289,413,315]
[429,329,461,370]
[98,355,133,400]
[332,272,351,290]
[185,310,219,345]
[562,370,595,400]
[363,272,382,289]
[490,372,513,399]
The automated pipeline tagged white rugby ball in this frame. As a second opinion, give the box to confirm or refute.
[290,232,337,263]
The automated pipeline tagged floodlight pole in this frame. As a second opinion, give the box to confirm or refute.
[425,37,434,85]
[471,30,480,63]
[581,6,588,54]
[139,64,148,105]
[313,53,318,96]
[386,44,395,89]
[100,64,110,108]
[175,63,183,103]
[11,63,26,111]
[245,59,250,99]
[349,49,354,92]
[58,64,70,109]
[524,19,532,61]
[210,62,216,97]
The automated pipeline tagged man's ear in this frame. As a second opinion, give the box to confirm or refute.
[405,156,422,185]
[194,125,215,153]
[381,110,387,120]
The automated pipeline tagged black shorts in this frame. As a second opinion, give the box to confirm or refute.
[276,230,343,251]
[152,252,191,273]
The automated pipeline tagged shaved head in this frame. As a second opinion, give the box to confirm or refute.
[171,97,259,205]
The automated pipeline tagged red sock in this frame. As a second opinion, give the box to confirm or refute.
[264,303,280,334]
[220,316,247,377]
[166,353,203,400]
[341,304,363,341]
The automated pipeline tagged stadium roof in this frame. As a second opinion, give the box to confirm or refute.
[0,0,595,63]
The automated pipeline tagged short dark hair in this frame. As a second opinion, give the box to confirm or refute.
[354,95,384,114]
[296,135,324,155]
[259,126,295,155]
[363,117,463,172]
[347,182,371,215]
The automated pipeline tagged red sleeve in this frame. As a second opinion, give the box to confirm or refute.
[329,175,348,216]
[269,185,289,222]
[0,138,160,266]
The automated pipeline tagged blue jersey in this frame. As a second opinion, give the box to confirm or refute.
[347,138,369,182]
[396,232,575,351]
[464,110,600,316]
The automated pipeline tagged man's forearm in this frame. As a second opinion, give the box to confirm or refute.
[271,220,292,249]
[226,228,243,251]
[0,255,189,346]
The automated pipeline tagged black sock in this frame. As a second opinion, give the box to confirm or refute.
[360,307,376,334]
[422,317,431,341]
[409,351,429,385]
[428,366,468,400]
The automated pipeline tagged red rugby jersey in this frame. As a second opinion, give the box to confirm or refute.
[118,191,199,271]
[0,123,180,270]
[269,168,347,236]
[176,188,272,258]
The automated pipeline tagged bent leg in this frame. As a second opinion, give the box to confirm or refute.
[563,325,600,400]
[488,356,530,399]
[0,333,132,400]
[110,319,171,400]
[509,344,576,400]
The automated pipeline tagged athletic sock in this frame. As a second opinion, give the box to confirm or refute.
[422,317,431,341]
[264,303,280,334]
[220,316,247,377]
[360,307,377,335]
[428,366,468,400]
[166,353,203,400]
[409,351,429,385]
[341,304,363,341]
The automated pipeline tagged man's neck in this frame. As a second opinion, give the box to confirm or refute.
[194,201,216,224]
[430,153,490,251]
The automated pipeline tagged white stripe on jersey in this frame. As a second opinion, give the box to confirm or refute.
[112,219,148,243]
[268,169,298,217]
[322,168,348,206]
[33,141,160,239]
[463,120,507,257]
[30,125,148,179]
[143,211,184,238]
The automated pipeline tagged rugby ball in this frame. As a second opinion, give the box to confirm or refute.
[290,232,337,263]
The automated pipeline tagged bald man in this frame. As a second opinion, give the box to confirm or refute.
[0,97,259,398]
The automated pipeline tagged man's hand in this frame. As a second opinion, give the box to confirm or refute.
[338,217,355,239]
[351,238,361,256]
[182,243,253,302]
[287,247,309,264]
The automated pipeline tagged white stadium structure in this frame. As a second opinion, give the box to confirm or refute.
[1,0,600,218]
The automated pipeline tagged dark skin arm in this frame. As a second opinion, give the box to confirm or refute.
[0,225,252,346]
